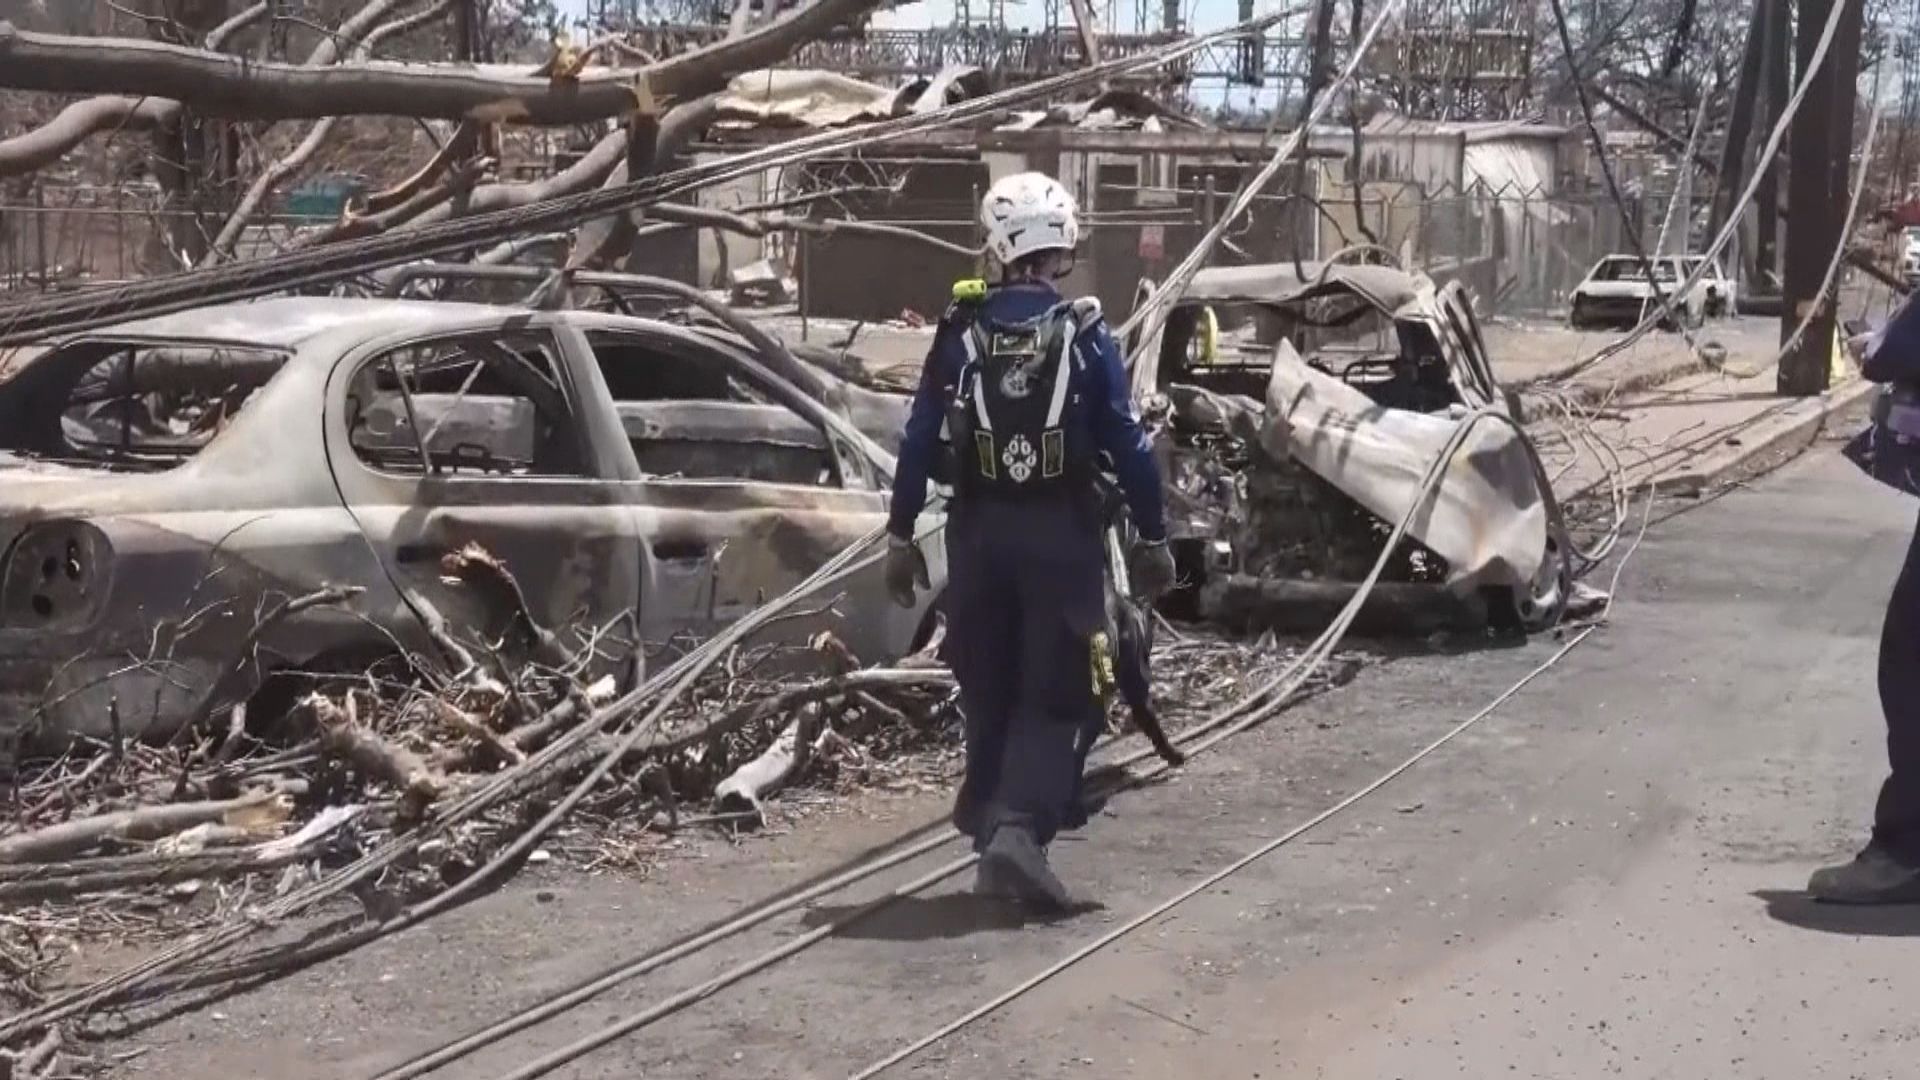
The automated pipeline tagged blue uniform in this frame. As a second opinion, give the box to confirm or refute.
[1848,294,1920,864]
[888,280,1167,849]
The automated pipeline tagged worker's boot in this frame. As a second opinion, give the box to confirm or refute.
[979,822,1071,911]
[973,853,1015,899]
[1808,843,1920,904]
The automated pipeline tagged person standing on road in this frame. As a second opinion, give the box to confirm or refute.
[882,172,1175,911]
[1815,293,1920,903]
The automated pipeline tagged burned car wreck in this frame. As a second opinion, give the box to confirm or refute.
[0,297,946,758]
[1129,262,1566,633]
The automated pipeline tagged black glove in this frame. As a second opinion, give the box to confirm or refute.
[1130,538,1176,600]
[884,535,930,609]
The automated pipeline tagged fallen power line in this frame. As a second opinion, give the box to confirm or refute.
[385,396,1554,1080]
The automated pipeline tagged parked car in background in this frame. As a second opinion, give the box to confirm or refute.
[1569,254,1713,330]
[1901,227,1920,288]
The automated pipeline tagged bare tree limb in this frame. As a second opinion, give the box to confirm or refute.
[204,0,457,263]
[360,119,484,214]
[0,0,412,180]
[206,2,271,50]
[0,0,883,123]
[0,793,285,864]
[324,93,716,242]
[312,154,493,243]
[0,96,178,177]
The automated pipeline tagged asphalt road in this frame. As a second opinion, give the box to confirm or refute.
[122,444,1920,1079]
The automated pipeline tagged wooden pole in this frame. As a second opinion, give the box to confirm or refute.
[1780,0,1866,395]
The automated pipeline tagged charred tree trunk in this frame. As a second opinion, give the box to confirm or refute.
[145,0,231,270]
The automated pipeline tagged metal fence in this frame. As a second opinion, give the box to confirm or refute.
[1311,179,1702,315]
[2,180,1707,320]
[0,188,323,295]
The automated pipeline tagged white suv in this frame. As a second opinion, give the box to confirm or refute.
[1569,255,1716,331]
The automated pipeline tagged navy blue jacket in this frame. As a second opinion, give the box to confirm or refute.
[1866,292,1920,384]
[886,280,1168,542]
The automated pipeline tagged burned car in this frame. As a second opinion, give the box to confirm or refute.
[0,298,946,754]
[1128,262,1565,633]
[374,262,916,455]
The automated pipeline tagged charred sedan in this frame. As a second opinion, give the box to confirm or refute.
[0,298,945,756]
[1129,262,1566,634]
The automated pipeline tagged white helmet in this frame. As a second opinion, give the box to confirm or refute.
[980,172,1080,267]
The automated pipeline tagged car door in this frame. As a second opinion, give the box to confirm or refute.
[324,322,644,686]
[578,321,943,665]
[1432,280,1501,410]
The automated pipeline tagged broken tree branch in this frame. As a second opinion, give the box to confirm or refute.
[0,806,359,903]
[206,1,271,49]
[306,695,444,818]
[439,543,583,673]
[0,96,181,177]
[361,119,485,214]
[328,93,716,243]
[712,703,821,819]
[0,792,286,865]
[0,0,414,180]
[425,698,525,767]
[204,0,457,263]
[0,0,885,123]
[314,155,493,244]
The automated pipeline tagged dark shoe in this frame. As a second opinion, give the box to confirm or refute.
[980,824,1071,911]
[974,855,1015,898]
[1808,845,1920,904]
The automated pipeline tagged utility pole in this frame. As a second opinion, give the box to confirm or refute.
[1780,0,1867,396]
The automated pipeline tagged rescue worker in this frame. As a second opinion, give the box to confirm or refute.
[1814,293,1920,903]
[883,172,1175,910]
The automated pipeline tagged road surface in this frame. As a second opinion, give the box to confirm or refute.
[121,444,1919,1079]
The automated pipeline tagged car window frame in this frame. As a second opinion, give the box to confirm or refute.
[339,324,607,484]
[577,320,884,492]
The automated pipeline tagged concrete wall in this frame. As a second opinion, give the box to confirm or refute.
[690,153,771,289]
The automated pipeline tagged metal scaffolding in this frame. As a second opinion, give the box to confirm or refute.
[589,0,1533,118]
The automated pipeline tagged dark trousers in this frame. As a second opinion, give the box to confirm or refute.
[942,497,1105,850]
[1875,511,1920,863]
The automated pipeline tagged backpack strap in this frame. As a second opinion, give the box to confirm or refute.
[962,320,993,433]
